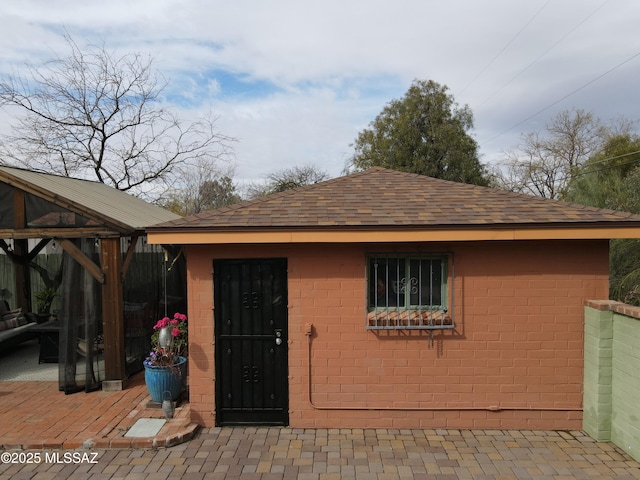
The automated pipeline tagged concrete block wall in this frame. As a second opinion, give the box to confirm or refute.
[613,313,640,461]
[584,301,640,463]
[287,241,607,429]
[583,304,613,440]
[185,240,609,430]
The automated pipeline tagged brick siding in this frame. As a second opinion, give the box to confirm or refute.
[186,240,609,429]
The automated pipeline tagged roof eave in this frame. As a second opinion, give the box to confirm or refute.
[147,222,640,245]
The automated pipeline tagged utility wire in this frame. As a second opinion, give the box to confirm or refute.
[482,49,640,146]
[502,149,640,194]
[476,0,610,109]
[571,148,640,171]
[561,151,640,182]
[460,0,552,94]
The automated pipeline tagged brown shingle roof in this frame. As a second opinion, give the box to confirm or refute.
[150,167,640,231]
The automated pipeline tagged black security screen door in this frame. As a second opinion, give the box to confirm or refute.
[214,259,289,425]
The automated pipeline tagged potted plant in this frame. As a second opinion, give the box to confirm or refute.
[143,312,188,402]
[34,287,58,322]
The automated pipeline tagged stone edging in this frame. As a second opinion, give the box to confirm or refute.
[3,423,200,451]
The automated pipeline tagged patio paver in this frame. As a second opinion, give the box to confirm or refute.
[1,427,640,479]
[0,372,198,449]
[1,376,640,479]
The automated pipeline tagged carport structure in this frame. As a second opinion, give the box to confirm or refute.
[0,166,181,389]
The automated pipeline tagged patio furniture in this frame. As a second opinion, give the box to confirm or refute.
[0,299,38,349]
[30,320,60,363]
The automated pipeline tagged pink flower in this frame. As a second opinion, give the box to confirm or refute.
[154,317,170,329]
[147,312,188,366]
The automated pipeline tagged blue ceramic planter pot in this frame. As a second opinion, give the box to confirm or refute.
[144,356,187,402]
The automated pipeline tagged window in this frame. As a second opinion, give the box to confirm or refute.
[366,253,454,330]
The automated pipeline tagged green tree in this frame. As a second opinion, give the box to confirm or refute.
[565,134,640,210]
[565,134,640,304]
[162,162,240,216]
[610,237,640,306]
[348,79,488,186]
[197,176,241,210]
[492,109,633,199]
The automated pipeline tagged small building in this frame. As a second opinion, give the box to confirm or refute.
[147,167,640,430]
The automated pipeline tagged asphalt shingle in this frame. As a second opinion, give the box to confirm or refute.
[151,167,640,231]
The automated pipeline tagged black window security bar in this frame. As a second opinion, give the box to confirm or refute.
[366,252,455,330]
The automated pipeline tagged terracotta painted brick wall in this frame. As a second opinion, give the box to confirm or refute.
[183,244,216,427]
[185,240,609,429]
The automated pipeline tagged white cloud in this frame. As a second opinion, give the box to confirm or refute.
[1,0,639,181]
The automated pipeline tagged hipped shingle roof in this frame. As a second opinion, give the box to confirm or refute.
[151,167,640,232]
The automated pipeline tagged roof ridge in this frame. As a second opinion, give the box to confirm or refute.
[370,167,640,218]
[0,165,108,186]
[193,168,375,219]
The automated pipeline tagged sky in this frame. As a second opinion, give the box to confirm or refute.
[0,0,639,186]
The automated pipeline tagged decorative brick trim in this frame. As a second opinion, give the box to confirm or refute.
[585,300,640,320]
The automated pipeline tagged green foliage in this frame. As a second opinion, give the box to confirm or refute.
[146,312,188,366]
[197,177,241,210]
[611,239,640,306]
[35,287,58,313]
[565,134,640,303]
[163,174,241,215]
[349,79,488,186]
[564,134,640,210]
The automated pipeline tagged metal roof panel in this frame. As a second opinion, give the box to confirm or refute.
[0,166,180,232]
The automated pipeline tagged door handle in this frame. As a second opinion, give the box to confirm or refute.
[274,329,283,346]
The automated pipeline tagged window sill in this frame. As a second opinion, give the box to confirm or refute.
[366,310,454,330]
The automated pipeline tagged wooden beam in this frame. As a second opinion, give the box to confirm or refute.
[26,238,50,262]
[13,239,30,311]
[0,228,119,239]
[100,237,126,382]
[56,238,105,284]
[13,189,25,229]
[121,234,139,281]
[13,189,30,311]
[0,239,15,259]
[0,238,48,261]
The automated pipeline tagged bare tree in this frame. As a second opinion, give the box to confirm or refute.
[492,133,573,199]
[247,164,330,198]
[161,160,241,215]
[0,34,234,197]
[490,109,627,199]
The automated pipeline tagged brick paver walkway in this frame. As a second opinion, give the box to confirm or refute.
[0,374,196,449]
[2,427,640,479]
